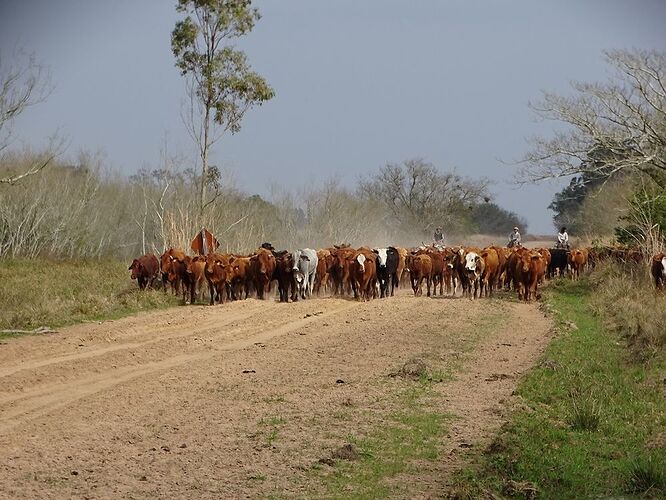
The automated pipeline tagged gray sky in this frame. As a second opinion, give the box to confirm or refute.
[1,0,665,233]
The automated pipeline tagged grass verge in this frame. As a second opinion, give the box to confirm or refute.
[0,258,179,337]
[451,277,665,499]
[312,380,451,499]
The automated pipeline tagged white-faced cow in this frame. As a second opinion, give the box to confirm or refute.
[464,251,486,299]
[373,247,399,298]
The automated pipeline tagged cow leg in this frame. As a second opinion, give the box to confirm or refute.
[309,272,316,299]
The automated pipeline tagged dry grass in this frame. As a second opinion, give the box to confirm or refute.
[0,258,178,334]
[588,261,666,363]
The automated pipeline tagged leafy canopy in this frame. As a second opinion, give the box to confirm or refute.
[171,0,274,134]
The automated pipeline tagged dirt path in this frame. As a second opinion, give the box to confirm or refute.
[0,290,552,498]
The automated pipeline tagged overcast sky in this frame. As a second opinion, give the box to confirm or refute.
[1,0,665,233]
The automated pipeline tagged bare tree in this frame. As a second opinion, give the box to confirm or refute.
[519,49,666,188]
[359,158,489,236]
[0,48,63,185]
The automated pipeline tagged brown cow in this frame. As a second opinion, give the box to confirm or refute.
[480,247,500,297]
[185,256,206,304]
[406,253,432,297]
[350,250,378,301]
[415,247,446,296]
[651,253,666,290]
[329,246,356,296]
[160,248,186,294]
[251,248,276,300]
[205,253,232,305]
[441,247,457,295]
[517,251,546,302]
[395,247,409,287]
[129,253,160,290]
[537,248,552,283]
[568,248,588,280]
[314,249,332,295]
[228,256,253,300]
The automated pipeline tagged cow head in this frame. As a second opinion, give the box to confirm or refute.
[465,252,484,278]
[373,248,388,268]
[464,252,478,271]
[129,259,142,279]
[294,269,306,292]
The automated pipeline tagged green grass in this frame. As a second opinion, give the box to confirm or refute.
[452,278,666,499]
[312,380,451,499]
[0,258,179,336]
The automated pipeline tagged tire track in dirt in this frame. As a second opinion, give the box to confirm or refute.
[0,299,302,378]
[0,298,358,434]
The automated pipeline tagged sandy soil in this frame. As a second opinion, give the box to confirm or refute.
[0,289,552,499]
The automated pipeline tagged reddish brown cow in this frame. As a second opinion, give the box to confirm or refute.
[330,246,356,296]
[160,248,186,294]
[129,253,160,290]
[406,253,432,297]
[480,247,500,297]
[506,247,528,292]
[491,246,509,289]
[350,250,377,301]
[415,247,446,296]
[251,248,276,300]
[568,248,588,280]
[228,256,253,300]
[395,247,408,287]
[517,251,546,302]
[537,248,552,283]
[185,256,206,304]
[651,253,666,290]
[205,253,232,305]
[441,247,457,295]
[314,249,333,295]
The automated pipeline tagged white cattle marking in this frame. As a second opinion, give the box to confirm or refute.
[375,248,388,267]
[465,252,479,271]
[356,254,366,272]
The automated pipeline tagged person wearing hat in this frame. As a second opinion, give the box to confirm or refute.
[557,227,569,249]
[433,226,444,247]
[508,226,521,248]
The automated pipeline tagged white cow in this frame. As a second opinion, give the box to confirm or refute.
[292,248,319,300]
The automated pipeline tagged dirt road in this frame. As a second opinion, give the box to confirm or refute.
[0,290,552,498]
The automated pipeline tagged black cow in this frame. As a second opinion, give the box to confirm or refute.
[374,247,399,298]
[273,250,295,302]
[548,248,569,278]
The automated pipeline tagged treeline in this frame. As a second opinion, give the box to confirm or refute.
[533,49,666,256]
[0,155,526,259]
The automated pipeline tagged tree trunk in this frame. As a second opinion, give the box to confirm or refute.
[199,105,210,221]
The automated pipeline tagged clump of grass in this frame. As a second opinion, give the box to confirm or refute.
[626,454,665,495]
[566,389,602,432]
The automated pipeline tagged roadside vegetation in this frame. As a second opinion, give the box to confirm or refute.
[451,265,665,499]
[312,379,450,499]
[0,259,178,336]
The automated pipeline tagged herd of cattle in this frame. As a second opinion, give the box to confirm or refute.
[127,242,666,304]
